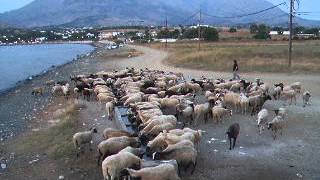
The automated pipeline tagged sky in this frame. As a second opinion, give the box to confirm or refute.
[267,0,320,20]
[0,0,319,20]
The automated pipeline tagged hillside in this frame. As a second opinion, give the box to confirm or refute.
[0,0,319,27]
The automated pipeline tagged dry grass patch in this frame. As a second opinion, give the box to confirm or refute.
[11,102,86,160]
[152,40,320,73]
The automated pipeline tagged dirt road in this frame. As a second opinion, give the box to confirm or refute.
[109,45,320,180]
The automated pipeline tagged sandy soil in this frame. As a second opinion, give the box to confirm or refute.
[1,44,320,180]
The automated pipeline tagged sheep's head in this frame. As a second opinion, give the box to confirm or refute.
[146,134,166,156]
[267,123,273,129]
[139,134,149,146]
[152,152,161,160]
[130,137,141,148]
[90,127,98,133]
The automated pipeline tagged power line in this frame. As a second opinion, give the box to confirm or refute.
[201,2,286,19]
[176,10,200,25]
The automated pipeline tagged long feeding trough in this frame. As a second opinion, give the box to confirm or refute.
[114,106,135,135]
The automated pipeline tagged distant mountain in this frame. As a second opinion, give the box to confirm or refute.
[0,0,319,27]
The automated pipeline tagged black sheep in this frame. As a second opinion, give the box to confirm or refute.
[226,123,240,150]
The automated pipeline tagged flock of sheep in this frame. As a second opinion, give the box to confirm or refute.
[32,67,312,180]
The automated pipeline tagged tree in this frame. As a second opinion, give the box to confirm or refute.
[304,28,319,36]
[250,24,270,39]
[294,26,306,34]
[250,24,259,34]
[229,27,237,33]
[202,27,219,41]
[183,28,198,39]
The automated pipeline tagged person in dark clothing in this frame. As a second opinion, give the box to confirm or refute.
[232,60,240,80]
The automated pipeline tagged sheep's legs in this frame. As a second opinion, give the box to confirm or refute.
[233,138,237,149]
[191,160,197,175]
[229,137,232,150]
[204,113,208,124]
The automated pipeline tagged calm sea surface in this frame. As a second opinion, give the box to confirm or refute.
[0,43,94,91]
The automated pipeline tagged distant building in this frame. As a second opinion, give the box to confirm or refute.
[154,38,177,43]
[150,31,158,37]
[283,31,290,35]
[295,33,316,39]
[269,31,278,35]
[189,24,210,29]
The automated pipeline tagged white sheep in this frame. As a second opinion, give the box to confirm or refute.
[257,109,269,134]
[223,92,240,112]
[239,93,249,115]
[62,83,70,97]
[205,90,214,98]
[290,82,302,93]
[194,103,210,125]
[118,146,144,158]
[274,107,287,119]
[73,87,80,99]
[302,91,311,107]
[97,136,140,164]
[248,94,271,115]
[153,145,197,175]
[160,98,180,115]
[211,107,232,124]
[176,103,194,125]
[102,128,131,139]
[124,163,181,180]
[124,93,143,106]
[72,128,97,157]
[106,101,115,120]
[52,84,63,96]
[281,89,297,105]
[141,115,177,134]
[229,83,241,93]
[268,115,286,140]
[168,128,203,146]
[97,93,116,104]
[269,86,282,100]
[101,151,141,180]
[144,123,176,136]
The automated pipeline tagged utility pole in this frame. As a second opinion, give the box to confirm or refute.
[198,9,202,51]
[165,15,168,49]
[288,0,294,68]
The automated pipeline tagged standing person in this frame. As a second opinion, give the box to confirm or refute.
[232,60,240,80]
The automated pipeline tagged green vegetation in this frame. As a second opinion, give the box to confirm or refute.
[157,29,180,39]
[151,41,320,73]
[0,27,99,44]
[183,27,219,41]
[250,24,271,39]
[229,27,237,33]
[13,103,86,160]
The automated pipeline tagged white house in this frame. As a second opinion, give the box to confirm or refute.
[283,31,290,35]
[269,31,278,35]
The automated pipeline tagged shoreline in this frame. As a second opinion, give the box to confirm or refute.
[0,42,98,95]
[0,42,108,141]
[0,40,95,47]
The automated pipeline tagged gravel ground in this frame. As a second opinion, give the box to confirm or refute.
[1,44,320,179]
